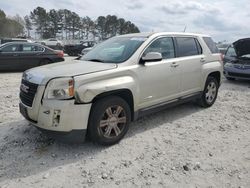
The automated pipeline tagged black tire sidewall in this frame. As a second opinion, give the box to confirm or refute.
[88,96,131,145]
[201,77,219,107]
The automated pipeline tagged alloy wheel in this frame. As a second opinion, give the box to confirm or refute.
[205,81,217,104]
[98,105,127,138]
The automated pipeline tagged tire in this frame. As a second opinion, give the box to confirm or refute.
[88,96,131,145]
[39,59,50,66]
[226,77,235,81]
[198,76,219,108]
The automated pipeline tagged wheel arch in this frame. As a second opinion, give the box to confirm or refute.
[91,89,135,121]
[207,71,221,85]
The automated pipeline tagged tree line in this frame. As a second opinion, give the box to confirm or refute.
[0,10,24,38]
[0,7,141,40]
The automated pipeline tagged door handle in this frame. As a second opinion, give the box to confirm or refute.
[170,62,179,68]
[200,58,206,63]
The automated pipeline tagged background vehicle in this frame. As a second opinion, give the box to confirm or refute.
[19,32,222,145]
[0,42,64,71]
[40,38,63,46]
[64,41,95,56]
[0,38,32,45]
[223,38,250,80]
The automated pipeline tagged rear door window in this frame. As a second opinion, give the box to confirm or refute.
[175,37,201,57]
[203,37,219,53]
[21,44,44,52]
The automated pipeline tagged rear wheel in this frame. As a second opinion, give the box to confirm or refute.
[198,76,219,107]
[88,96,131,145]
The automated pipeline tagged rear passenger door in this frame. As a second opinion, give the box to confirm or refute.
[174,37,204,96]
[19,43,45,70]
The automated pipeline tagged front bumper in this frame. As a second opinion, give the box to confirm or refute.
[20,99,92,141]
[224,66,250,80]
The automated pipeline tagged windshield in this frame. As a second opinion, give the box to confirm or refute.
[81,36,147,63]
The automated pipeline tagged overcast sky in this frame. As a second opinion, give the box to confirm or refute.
[1,0,249,42]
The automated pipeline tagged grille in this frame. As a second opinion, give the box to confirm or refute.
[19,79,38,107]
[228,72,250,79]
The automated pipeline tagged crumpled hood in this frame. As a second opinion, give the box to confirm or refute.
[24,59,117,85]
[233,38,250,57]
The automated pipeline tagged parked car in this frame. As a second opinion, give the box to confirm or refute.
[19,32,223,145]
[223,38,250,80]
[64,41,95,56]
[40,38,63,47]
[0,42,64,71]
[0,38,32,45]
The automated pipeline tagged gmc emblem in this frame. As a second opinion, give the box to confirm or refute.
[20,84,29,93]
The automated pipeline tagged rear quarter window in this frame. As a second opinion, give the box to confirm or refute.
[203,37,219,53]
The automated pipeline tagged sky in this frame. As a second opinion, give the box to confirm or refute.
[0,0,249,42]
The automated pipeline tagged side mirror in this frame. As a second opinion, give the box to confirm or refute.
[140,52,162,64]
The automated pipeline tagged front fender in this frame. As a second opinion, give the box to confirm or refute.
[75,76,136,103]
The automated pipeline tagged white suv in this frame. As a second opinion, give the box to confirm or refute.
[19,32,223,145]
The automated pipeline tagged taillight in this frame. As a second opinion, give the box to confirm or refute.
[220,53,224,62]
[57,51,64,58]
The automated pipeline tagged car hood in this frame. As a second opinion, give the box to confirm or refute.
[233,38,250,57]
[24,59,117,85]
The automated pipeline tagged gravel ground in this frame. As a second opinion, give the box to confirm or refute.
[0,70,249,188]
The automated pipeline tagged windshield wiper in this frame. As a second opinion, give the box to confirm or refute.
[86,59,104,62]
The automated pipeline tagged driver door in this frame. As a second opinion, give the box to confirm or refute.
[135,37,181,109]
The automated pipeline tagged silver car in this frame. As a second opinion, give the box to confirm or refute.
[223,38,250,80]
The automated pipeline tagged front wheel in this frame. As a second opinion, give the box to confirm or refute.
[198,76,219,107]
[88,96,131,145]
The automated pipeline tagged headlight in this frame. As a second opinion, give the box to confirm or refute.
[45,77,74,100]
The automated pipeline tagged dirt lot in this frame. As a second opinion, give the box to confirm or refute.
[0,70,249,188]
